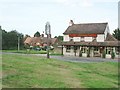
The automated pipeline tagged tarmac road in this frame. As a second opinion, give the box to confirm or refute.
[2,52,118,63]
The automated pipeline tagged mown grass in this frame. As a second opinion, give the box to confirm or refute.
[2,54,118,88]
[2,50,47,54]
[2,50,62,55]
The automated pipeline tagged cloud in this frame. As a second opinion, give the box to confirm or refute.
[92,0,119,2]
[54,0,119,7]
[54,0,94,7]
[82,0,93,7]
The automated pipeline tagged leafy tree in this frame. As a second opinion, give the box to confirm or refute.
[34,31,40,37]
[7,30,18,49]
[1,27,24,50]
[112,28,120,40]
[2,29,8,49]
[54,35,63,42]
[54,36,57,38]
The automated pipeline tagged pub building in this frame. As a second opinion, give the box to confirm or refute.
[62,20,120,59]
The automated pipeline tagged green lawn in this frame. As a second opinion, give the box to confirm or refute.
[2,50,62,55]
[2,54,118,88]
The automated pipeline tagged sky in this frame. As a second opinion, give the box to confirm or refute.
[0,0,119,37]
[118,1,120,28]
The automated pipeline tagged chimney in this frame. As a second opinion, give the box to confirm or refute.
[69,20,74,26]
[41,31,44,37]
[41,34,44,37]
[49,34,51,38]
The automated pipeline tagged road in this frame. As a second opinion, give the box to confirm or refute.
[2,52,119,63]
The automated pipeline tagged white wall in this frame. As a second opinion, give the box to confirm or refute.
[73,37,93,42]
[96,34,104,42]
[84,37,92,42]
[64,34,106,42]
[63,47,74,56]
[73,37,80,42]
[106,54,111,58]
[63,35,69,41]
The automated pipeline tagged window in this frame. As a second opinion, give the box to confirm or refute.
[74,46,78,51]
[115,47,120,55]
[94,47,99,51]
[81,37,84,41]
[66,46,71,52]
[81,47,86,53]
[106,47,111,54]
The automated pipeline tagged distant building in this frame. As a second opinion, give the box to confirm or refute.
[24,35,58,47]
[62,20,120,58]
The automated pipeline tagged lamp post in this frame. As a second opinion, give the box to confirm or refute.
[45,22,51,58]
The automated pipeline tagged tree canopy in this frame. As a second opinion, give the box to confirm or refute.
[54,35,63,41]
[112,28,120,40]
[1,27,24,50]
[34,31,40,37]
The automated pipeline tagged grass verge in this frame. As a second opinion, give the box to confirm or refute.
[2,54,118,88]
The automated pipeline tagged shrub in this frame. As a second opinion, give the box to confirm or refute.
[24,44,30,49]
[111,51,115,59]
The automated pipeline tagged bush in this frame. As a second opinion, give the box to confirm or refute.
[24,44,30,49]
[42,46,47,51]
[111,51,115,59]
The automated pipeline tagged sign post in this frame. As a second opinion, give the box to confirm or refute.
[17,33,20,51]
[45,22,51,58]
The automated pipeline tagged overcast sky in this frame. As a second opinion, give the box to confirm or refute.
[0,0,119,37]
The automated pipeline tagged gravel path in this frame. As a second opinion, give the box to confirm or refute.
[2,52,119,63]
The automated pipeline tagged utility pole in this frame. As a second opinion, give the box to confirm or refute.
[18,36,20,51]
[45,22,51,58]
[17,33,20,51]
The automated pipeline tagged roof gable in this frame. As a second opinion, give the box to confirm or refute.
[63,23,108,35]
[105,33,118,41]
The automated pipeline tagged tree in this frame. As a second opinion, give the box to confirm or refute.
[54,36,57,38]
[2,29,8,50]
[54,35,63,41]
[34,31,40,37]
[112,28,120,40]
[2,28,24,50]
[57,36,63,41]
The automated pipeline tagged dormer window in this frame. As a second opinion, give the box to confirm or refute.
[81,37,84,41]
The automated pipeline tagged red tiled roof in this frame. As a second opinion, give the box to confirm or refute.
[24,37,57,46]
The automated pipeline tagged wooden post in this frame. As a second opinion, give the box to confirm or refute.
[47,34,50,58]
[61,45,63,55]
